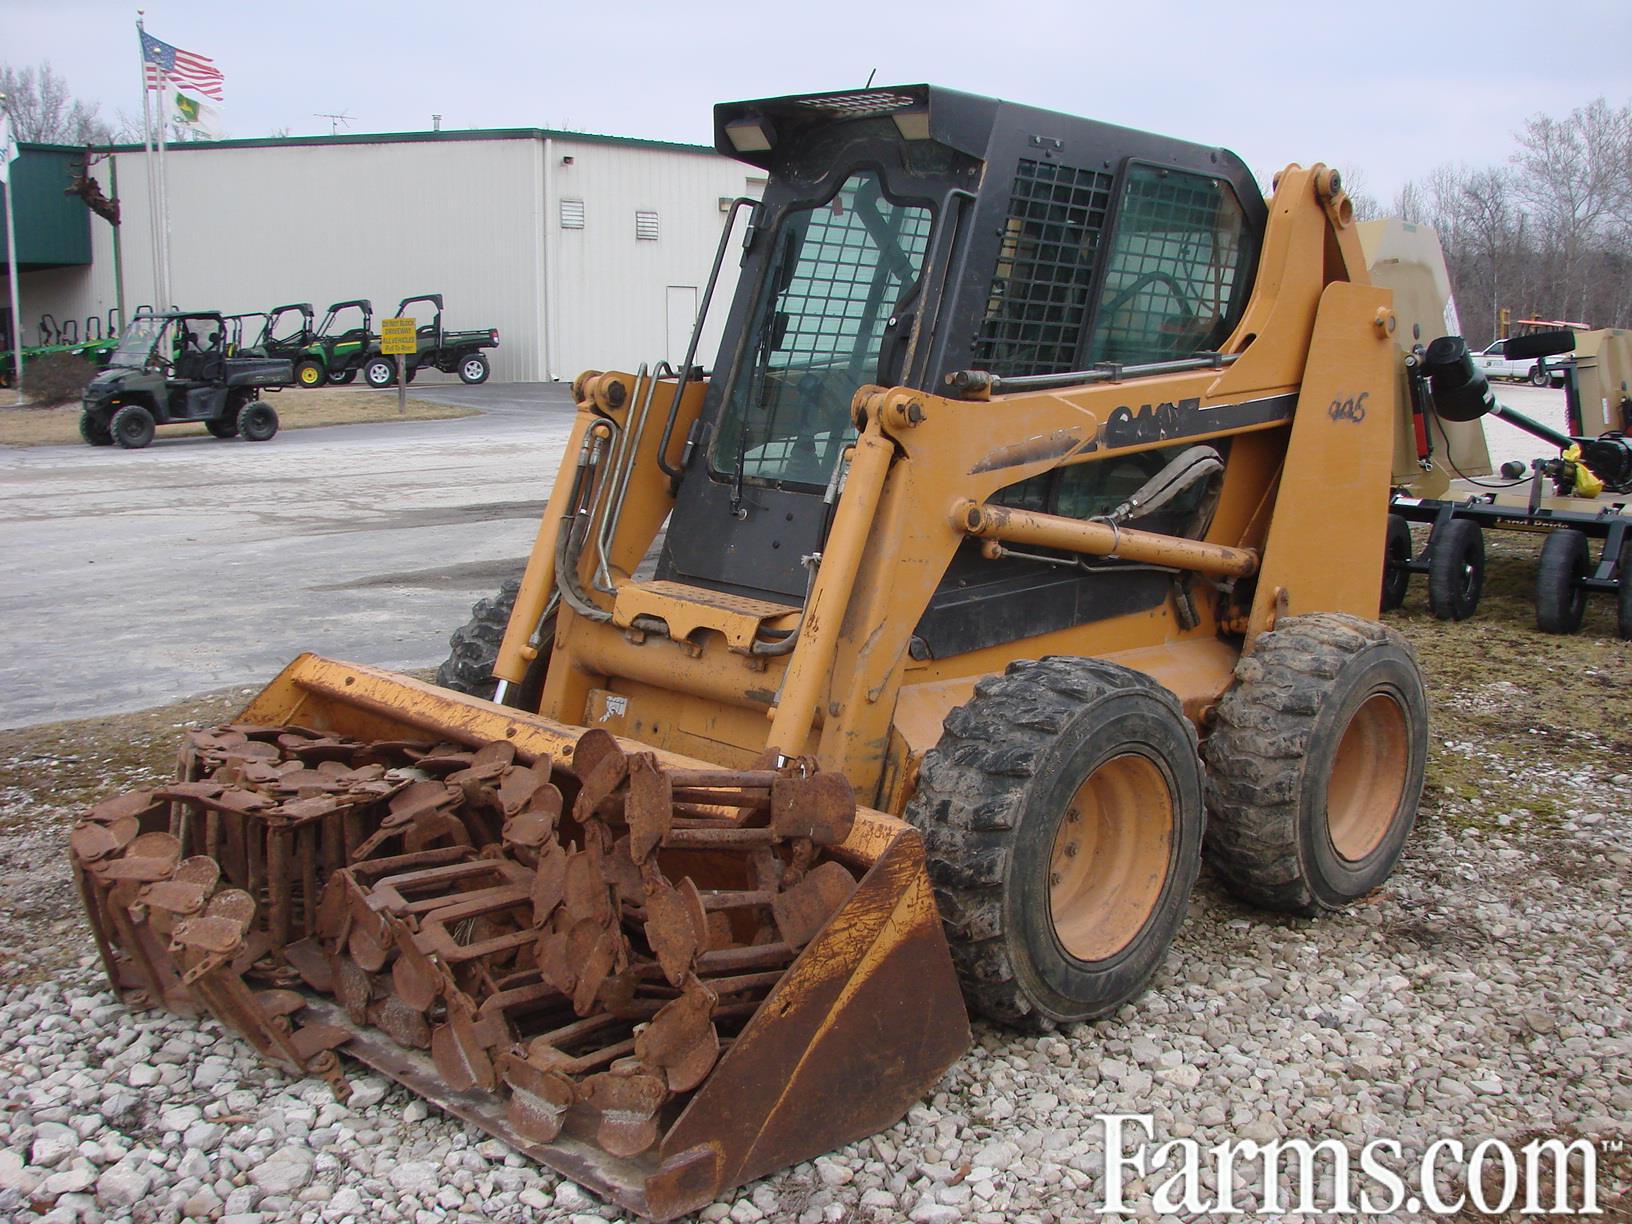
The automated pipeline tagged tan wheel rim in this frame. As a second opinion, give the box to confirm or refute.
[1048,753,1172,963]
[1326,692,1409,861]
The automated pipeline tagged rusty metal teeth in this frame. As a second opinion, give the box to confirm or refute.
[70,719,861,1166]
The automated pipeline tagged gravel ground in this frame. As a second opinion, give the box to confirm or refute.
[1,536,1628,1223]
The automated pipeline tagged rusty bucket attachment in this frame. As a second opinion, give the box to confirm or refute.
[70,655,969,1221]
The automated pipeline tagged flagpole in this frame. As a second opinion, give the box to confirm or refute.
[137,12,162,311]
[155,72,172,308]
[1,95,24,402]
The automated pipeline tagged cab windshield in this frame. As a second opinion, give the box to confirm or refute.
[108,316,169,369]
[712,169,932,488]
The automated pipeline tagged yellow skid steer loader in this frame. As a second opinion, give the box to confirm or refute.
[73,85,1440,1219]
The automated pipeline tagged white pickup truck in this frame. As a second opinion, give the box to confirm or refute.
[1471,339,1565,386]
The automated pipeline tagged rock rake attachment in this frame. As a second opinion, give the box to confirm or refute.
[69,655,969,1220]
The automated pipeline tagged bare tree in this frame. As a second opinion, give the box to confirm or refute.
[0,61,114,144]
[1510,97,1632,322]
[1391,180,1427,225]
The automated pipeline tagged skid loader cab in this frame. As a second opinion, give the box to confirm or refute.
[663,85,1268,638]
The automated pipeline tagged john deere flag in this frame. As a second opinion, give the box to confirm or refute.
[0,108,15,185]
[173,92,222,138]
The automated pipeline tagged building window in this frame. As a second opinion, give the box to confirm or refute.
[560,199,585,229]
[635,210,659,241]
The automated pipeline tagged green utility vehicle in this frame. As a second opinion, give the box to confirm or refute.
[0,310,122,386]
[248,302,316,365]
[359,294,499,387]
[78,312,292,449]
[292,300,374,388]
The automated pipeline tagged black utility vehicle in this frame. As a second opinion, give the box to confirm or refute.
[79,312,293,449]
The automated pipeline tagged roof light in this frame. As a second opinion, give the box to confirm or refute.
[891,106,931,141]
[725,117,775,153]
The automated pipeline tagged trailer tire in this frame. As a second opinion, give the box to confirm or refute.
[1617,538,1632,641]
[1529,364,1549,387]
[1426,518,1483,620]
[238,401,279,443]
[1536,528,1590,634]
[363,357,396,388]
[295,359,325,389]
[905,657,1204,1031]
[436,577,552,709]
[459,353,491,384]
[1203,613,1427,915]
[1381,514,1412,611]
[110,404,155,449]
[79,412,114,446]
[206,419,239,439]
[327,369,356,385]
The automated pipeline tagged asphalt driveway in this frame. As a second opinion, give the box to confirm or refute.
[0,383,576,728]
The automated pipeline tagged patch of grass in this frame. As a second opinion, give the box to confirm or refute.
[0,388,480,448]
[1389,527,1630,834]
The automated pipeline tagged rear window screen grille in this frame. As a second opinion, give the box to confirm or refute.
[973,159,1114,377]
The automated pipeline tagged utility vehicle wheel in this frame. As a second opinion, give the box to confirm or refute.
[238,401,279,443]
[79,412,113,446]
[1381,513,1412,611]
[363,357,396,388]
[1529,364,1550,387]
[459,353,491,385]
[295,360,325,388]
[327,369,356,385]
[1536,528,1590,634]
[1617,538,1632,642]
[436,576,552,709]
[905,657,1204,1030]
[1426,518,1483,620]
[205,419,239,439]
[1203,613,1428,915]
[110,404,155,450]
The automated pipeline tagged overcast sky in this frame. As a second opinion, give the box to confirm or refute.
[8,0,1631,202]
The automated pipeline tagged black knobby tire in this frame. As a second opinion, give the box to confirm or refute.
[459,353,491,385]
[1536,528,1590,634]
[1381,513,1412,612]
[110,403,155,450]
[1426,518,1484,620]
[79,412,113,447]
[1617,539,1632,642]
[436,577,552,709]
[238,401,279,443]
[295,359,325,389]
[205,419,238,439]
[904,657,1204,1031]
[363,357,396,388]
[1203,613,1428,915]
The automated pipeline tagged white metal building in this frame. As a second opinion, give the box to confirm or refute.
[6,128,766,382]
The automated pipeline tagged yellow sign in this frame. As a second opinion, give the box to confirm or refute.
[379,316,417,356]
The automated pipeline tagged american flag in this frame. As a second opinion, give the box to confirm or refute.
[141,31,225,101]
